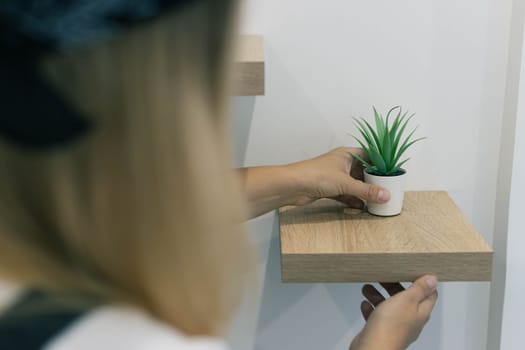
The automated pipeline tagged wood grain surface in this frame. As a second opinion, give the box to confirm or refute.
[279,191,493,282]
[234,35,264,96]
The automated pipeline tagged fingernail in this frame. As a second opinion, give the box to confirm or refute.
[425,276,438,290]
[378,189,390,202]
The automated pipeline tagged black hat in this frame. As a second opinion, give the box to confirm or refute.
[0,0,199,150]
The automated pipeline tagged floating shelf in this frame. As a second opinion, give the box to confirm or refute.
[234,35,264,96]
[279,191,493,283]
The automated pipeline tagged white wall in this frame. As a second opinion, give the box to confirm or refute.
[487,0,525,348]
[230,1,512,349]
[499,12,525,348]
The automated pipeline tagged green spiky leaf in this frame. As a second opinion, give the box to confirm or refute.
[351,106,425,176]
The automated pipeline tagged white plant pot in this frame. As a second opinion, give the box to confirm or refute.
[364,169,407,216]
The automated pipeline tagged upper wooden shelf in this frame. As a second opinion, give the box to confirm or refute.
[279,191,493,283]
[234,35,264,96]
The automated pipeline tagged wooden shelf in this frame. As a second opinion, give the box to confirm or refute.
[279,191,493,282]
[234,35,264,96]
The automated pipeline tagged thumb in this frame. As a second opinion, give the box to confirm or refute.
[346,178,390,204]
[406,275,438,302]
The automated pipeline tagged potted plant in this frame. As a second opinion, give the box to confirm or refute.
[351,106,424,216]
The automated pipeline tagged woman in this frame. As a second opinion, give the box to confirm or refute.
[0,0,437,349]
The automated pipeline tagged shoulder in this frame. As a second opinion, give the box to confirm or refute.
[44,306,229,350]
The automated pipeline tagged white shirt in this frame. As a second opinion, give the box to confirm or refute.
[44,307,229,350]
[0,281,229,350]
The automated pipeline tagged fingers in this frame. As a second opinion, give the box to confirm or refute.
[418,290,438,319]
[406,275,438,302]
[348,148,367,180]
[360,300,374,321]
[379,282,405,296]
[362,284,386,306]
[344,147,366,158]
[332,195,365,209]
[360,284,387,322]
[347,178,390,204]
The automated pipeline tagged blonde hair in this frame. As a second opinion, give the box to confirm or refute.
[0,0,252,336]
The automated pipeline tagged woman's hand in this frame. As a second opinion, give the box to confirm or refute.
[349,275,439,350]
[287,147,390,208]
[239,147,390,218]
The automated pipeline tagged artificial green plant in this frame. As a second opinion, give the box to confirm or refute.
[352,106,424,176]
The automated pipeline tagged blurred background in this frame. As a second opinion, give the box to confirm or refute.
[228,0,523,349]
